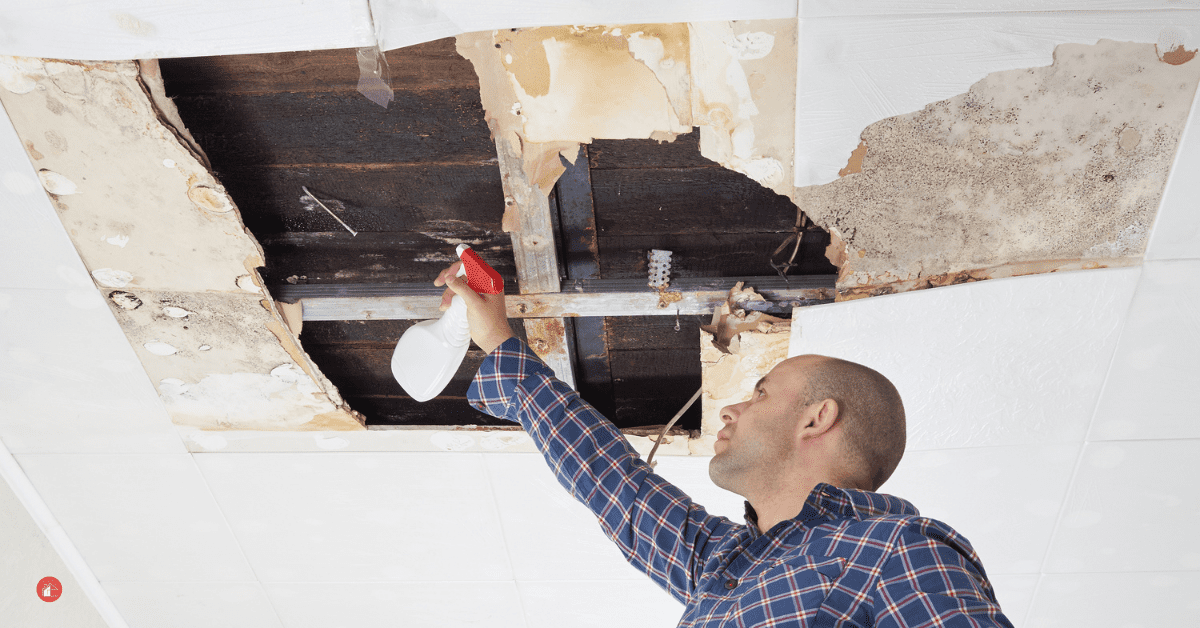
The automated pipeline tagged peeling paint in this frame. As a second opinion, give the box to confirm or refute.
[187,184,234,213]
[104,234,130,248]
[143,341,178,356]
[36,169,77,195]
[91,268,133,288]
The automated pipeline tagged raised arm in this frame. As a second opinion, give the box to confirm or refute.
[437,265,741,603]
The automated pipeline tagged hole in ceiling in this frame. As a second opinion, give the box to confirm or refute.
[158,37,836,432]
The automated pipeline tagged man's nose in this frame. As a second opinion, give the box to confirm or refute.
[720,403,742,425]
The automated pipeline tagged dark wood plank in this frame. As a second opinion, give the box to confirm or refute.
[591,167,798,236]
[597,231,836,279]
[302,344,487,396]
[255,231,515,285]
[351,395,514,426]
[222,163,504,234]
[159,39,478,96]
[588,130,715,170]
[613,393,702,430]
[606,315,702,352]
[171,89,494,167]
[610,349,701,430]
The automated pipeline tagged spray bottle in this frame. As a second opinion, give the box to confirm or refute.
[390,244,504,402]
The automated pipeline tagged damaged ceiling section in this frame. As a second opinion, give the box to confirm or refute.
[456,19,796,200]
[0,57,363,431]
[1,26,1195,437]
[800,40,1199,299]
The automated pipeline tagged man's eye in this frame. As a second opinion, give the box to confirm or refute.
[756,389,765,398]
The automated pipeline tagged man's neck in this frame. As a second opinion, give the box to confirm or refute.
[746,478,821,533]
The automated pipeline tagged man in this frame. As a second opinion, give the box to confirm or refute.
[436,264,1013,627]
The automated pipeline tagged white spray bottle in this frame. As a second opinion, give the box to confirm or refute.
[390,244,504,402]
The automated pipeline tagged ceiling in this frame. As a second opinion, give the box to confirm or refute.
[2,2,1199,628]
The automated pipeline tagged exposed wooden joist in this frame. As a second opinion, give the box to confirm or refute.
[491,124,575,388]
[555,146,612,413]
[277,276,836,321]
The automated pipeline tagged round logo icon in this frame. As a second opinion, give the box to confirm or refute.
[37,576,62,602]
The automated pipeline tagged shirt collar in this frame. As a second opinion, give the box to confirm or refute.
[744,482,919,530]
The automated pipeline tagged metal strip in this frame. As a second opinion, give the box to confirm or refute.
[284,276,836,321]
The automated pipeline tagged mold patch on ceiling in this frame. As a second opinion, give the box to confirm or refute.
[794,40,1200,300]
[0,56,363,431]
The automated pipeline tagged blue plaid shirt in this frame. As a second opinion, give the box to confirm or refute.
[470,338,1013,627]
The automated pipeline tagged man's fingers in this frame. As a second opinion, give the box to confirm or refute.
[444,275,483,307]
[433,262,463,287]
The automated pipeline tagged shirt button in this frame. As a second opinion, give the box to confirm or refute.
[724,579,738,590]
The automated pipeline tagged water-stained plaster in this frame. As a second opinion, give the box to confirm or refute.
[457,19,797,197]
[796,40,1200,299]
[0,56,362,431]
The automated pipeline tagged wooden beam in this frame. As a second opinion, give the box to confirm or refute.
[492,127,574,388]
[277,276,836,321]
[554,145,612,413]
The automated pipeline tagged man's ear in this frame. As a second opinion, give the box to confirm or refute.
[799,398,840,440]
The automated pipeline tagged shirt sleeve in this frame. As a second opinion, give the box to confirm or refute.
[469,337,740,604]
[872,519,1015,628]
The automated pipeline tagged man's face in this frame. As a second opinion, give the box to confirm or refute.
[709,357,814,495]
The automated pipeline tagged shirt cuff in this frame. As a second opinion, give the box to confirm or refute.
[468,336,556,419]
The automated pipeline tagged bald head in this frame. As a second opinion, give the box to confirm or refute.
[795,356,906,491]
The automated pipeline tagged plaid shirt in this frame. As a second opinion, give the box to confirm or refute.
[470,338,1013,627]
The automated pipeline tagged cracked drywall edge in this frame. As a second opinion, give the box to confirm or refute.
[136,59,210,170]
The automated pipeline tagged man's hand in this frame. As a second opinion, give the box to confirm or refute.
[434,262,515,354]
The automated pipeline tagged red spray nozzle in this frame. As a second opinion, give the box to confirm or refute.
[457,245,503,295]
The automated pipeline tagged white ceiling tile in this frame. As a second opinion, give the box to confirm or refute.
[1027,572,1200,628]
[799,0,1200,17]
[520,580,684,628]
[1090,260,1200,440]
[0,466,110,628]
[988,574,1039,628]
[651,456,746,524]
[15,453,255,582]
[794,12,1200,186]
[265,581,525,628]
[0,288,182,454]
[1044,440,1200,573]
[1145,84,1200,261]
[880,444,1078,576]
[484,453,641,581]
[0,1,375,60]
[103,581,283,628]
[194,452,511,582]
[789,268,1140,450]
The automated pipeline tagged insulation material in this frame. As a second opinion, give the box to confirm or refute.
[0,57,362,431]
[457,19,797,197]
[793,40,1200,299]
